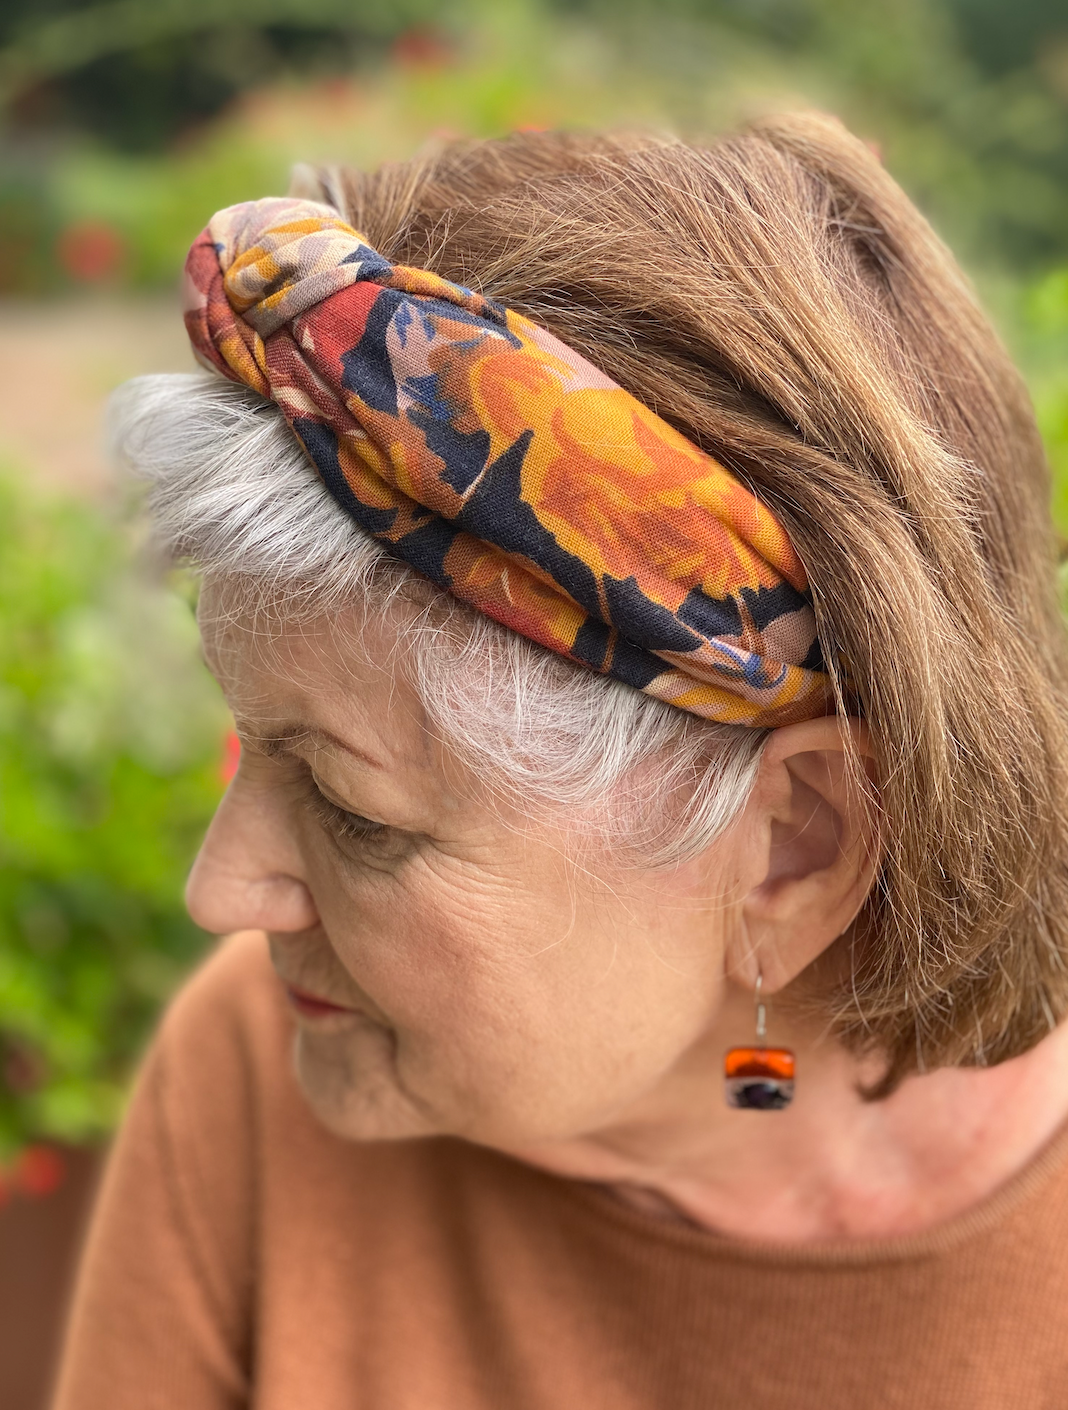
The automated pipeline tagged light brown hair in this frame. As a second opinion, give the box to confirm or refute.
[295,114,1068,1090]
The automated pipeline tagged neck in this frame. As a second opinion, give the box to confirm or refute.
[510,1008,1068,1244]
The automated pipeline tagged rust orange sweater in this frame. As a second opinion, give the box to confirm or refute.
[52,932,1068,1409]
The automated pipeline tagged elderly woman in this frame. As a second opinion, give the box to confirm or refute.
[53,115,1068,1409]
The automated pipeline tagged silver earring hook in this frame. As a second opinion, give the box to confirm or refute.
[755,972,767,1043]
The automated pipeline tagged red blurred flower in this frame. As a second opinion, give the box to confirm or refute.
[221,729,241,784]
[391,27,453,70]
[57,220,125,282]
[15,1144,66,1199]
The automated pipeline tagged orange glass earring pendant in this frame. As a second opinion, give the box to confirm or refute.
[724,976,795,1110]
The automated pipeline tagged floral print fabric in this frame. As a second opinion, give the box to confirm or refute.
[184,197,831,727]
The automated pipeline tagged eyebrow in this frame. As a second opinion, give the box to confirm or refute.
[240,723,385,771]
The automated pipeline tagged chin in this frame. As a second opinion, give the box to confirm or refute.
[292,1027,438,1142]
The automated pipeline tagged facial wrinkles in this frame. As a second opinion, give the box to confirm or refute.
[287,716,608,1067]
[199,594,741,1148]
[269,928,384,1015]
[276,782,595,1134]
[207,612,534,1007]
[216,615,447,822]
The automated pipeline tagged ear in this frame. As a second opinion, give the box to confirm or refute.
[726,717,879,994]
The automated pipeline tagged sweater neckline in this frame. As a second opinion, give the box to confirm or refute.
[546,1104,1068,1268]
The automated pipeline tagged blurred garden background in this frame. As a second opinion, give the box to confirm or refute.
[4,0,1068,1401]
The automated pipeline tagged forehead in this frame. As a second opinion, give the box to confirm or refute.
[198,582,431,770]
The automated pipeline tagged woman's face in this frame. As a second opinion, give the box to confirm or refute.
[189,590,752,1149]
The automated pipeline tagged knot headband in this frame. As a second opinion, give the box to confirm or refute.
[184,196,832,727]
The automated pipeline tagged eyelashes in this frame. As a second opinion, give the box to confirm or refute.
[303,777,389,847]
[243,745,404,859]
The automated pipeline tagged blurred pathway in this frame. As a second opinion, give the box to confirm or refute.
[0,295,194,498]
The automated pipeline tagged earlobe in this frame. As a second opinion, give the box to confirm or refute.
[729,717,879,993]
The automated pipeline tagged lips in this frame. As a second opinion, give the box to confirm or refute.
[284,984,363,1021]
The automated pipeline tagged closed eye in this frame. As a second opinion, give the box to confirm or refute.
[305,776,389,845]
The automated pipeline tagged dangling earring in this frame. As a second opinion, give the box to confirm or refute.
[724,974,795,1110]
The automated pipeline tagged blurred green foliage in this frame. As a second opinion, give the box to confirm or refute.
[0,479,227,1157]
[1019,273,1068,536]
[0,0,432,152]
[3,0,1068,279]
[4,0,1068,1151]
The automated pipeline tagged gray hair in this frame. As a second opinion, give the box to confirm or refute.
[110,371,765,865]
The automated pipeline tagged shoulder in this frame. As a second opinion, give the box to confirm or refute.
[153,928,296,1083]
[52,934,292,1405]
[160,927,283,1046]
[141,931,309,1216]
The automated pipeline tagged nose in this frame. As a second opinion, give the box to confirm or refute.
[186,777,319,936]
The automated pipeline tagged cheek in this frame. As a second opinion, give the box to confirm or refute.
[314,843,566,1038]
[307,841,728,1142]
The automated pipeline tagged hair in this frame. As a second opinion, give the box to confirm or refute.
[113,112,1068,1092]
